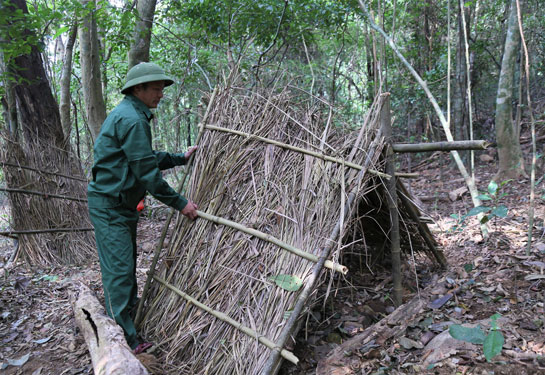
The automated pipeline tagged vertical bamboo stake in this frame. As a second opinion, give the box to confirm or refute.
[135,87,218,327]
[382,96,402,307]
[459,0,475,179]
[515,0,536,255]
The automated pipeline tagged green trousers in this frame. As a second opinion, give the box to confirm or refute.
[89,206,140,349]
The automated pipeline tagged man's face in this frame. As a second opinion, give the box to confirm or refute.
[133,81,165,108]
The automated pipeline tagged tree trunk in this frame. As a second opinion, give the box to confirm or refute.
[60,21,78,145]
[79,0,106,141]
[128,0,157,69]
[72,283,149,375]
[452,3,469,147]
[1,0,94,265]
[495,0,525,180]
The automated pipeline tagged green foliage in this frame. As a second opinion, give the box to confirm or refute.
[449,313,504,362]
[451,180,510,231]
[267,274,303,292]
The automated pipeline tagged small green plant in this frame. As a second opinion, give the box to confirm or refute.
[451,180,510,231]
[449,313,504,362]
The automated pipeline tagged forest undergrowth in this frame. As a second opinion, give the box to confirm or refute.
[0,141,544,375]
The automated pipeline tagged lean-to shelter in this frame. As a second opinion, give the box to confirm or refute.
[139,86,445,374]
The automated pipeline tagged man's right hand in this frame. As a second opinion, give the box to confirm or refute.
[181,200,198,220]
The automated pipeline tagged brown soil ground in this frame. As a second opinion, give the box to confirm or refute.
[1,147,544,375]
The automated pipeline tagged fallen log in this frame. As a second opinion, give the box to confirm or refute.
[317,288,430,375]
[72,283,149,375]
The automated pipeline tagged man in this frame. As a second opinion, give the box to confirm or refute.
[87,62,198,354]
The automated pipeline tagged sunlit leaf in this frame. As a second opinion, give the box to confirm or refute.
[483,331,504,361]
[466,206,491,217]
[449,324,486,344]
[490,206,508,218]
[487,180,498,196]
[268,274,303,292]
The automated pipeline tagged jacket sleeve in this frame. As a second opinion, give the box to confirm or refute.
[153,151,187,170]
[121,120,188,210]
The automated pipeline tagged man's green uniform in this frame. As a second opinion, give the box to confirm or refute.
[88,93,189,349]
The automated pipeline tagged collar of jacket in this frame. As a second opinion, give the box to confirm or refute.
[125,94,154,121]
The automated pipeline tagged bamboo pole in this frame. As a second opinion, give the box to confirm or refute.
[135,87,218,327]
[0,161,88,182]
[153,275,299,365]
[0,187,87,202]
[196,210,348,274]
[516,0,537,255]
[382,97,402,307]
[0,227,93,237]
[204,124,391,179]
[262,101,386,375]
[391,140,487,153]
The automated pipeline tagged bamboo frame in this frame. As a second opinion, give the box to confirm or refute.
[153,275,299,365]
[382,96,403,307]
[0,227,93,237]
[197,210,348,274]
[204,124,391,179]
[0,187,87,202]
[0,161,88,182]
[391,140,487,153]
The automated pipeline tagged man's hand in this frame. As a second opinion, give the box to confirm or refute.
[184,145,198,160]
[181,200,198,220]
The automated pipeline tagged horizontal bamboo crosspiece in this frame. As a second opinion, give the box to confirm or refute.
[204,124,391,179]
[196,210,348,274]
[153,275,299,365]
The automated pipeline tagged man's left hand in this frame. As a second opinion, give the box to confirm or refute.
[185,145,198,159]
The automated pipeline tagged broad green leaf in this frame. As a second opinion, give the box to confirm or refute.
[483,331,504,361]
[490,206,508,218]
[499,179,512,187]
[466,206,491,217]
[477,194,492,201]
[53,25,69,39]
[487,180,499,196]
[448,324,486,344]
[268,274,303,292]
[463,263,474,272]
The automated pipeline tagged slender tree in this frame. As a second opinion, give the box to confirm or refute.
[128,0,157,69]
[495,0,525,180]
[79,0,106,141]
[60,20,78,144]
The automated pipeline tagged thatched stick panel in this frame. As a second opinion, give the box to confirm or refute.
[196,210,348,274]
[141,87,386,374]
[153,275,298,364]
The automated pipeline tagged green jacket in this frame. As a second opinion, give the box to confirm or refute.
[88,95,188,211]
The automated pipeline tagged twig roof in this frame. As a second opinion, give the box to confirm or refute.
[141,86,440,374]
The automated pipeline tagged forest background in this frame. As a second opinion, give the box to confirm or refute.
[0,0,544,373]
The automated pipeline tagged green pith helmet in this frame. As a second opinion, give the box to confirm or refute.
[121,62,174,94]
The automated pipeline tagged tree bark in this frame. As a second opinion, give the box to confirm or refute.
[60,21,78,145]
[495,0,525,180]
[72,283,149,375]
[128,0,157,69]
[79,0,106,141]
